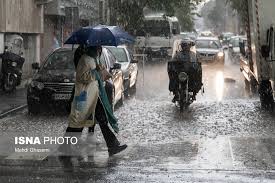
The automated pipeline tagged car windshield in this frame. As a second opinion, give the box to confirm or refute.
[107,47,128,63]
[144,20,170,37]
[196,40,221,49]
[42,50,74,70]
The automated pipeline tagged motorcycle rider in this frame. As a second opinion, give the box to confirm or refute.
[168,39,202,103]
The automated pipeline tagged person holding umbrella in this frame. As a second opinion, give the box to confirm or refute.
[62,25,135,156]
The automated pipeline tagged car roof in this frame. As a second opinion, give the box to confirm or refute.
[196,36,219,41]
[105,45,127,49]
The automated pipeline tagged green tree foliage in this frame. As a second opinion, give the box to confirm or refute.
[226,0,248,23]
[175,0,201,31]
[111,0,201,34]
[206,1,225,30]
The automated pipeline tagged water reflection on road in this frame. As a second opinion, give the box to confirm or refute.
[215,71,224,102]
[135,54,246,103]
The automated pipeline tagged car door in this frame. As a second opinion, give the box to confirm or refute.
[104,49,123,103]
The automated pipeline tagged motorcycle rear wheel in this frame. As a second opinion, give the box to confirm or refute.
[2,75,16,93]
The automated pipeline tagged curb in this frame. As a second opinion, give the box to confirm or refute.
[0,104,27,119]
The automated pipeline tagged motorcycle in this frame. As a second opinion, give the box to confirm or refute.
[168,39,203,111]
[0,49,25,93]
[168,61,202,111]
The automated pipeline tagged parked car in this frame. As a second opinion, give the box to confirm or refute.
[106,46,138,96]
[228,35,247,63]
[196,37,225,65]
[27,47,124,114]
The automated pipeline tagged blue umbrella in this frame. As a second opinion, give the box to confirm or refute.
[94,25,135,45]
[64,25,135,46]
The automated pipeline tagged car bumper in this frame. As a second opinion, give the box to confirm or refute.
[27,88,72,107]
[198,56,224,64]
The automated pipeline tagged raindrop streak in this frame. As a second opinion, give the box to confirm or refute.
[215,71,224,102]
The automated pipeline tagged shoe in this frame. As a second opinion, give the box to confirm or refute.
[108,144,127,156]
[172,95,178,103]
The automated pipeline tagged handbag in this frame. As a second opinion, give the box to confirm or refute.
[97,64,112,81]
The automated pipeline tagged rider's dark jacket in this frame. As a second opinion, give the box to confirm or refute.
[168,50,202,95]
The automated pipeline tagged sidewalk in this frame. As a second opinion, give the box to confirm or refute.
[0,137,275,182]
[0,87,27,117]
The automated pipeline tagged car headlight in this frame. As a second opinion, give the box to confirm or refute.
[218,52,224,57]
[11,62,17,67]
[30,81,44,90]
[178,72,188,82]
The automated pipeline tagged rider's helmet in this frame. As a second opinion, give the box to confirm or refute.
[180,39,194,52]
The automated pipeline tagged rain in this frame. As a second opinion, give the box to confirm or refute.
[0,0,275,182]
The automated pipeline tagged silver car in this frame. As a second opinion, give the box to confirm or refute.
[106,46,138,96]
[196,37,225,65]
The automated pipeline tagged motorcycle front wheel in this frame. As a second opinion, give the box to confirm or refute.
[179,89,189,112]
[2,75,16,93]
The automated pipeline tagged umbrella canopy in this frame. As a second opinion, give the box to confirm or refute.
[64,25,135,46]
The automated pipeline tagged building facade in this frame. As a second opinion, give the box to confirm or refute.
[42,0,101,60]
[0,0,45,78]
[1,0,109,80]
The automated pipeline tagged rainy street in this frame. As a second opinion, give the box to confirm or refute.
[1,0,275,182]
[1,52,275,182]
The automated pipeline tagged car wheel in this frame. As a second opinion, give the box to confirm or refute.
[2,75,16,93]
[130,78,137,94]
[244,78,250,95]
[124,79,130,98]
[244,78,258,97]
[118,85,124,107]
[28,101,40,115]
[259,80,274,111]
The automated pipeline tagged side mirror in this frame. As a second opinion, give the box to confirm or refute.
[261,45,270,58]
[112,63,121,70]
[32,63,40,70]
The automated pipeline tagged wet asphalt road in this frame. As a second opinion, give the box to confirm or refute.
[0,52,275,182]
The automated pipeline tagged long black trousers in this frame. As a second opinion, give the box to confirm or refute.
[66,99,119,148]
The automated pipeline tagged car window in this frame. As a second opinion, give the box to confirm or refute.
[106,49,116,68]
[127,48,134,60]
[196,40,221,49]
[42,50,74,70]
[99,52,107,66]
[107,47,128,63]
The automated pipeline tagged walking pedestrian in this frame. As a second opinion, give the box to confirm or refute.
[64,46,127,156]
